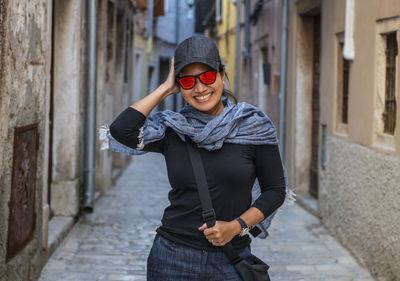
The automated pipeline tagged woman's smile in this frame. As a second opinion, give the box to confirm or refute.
[194,92,212,102]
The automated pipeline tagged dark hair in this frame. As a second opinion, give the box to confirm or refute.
[219,65,238,104]
[222,89,238,104]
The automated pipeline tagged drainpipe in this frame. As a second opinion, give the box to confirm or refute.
[278,0,288,159]
[175,0,183,110]
[175,0,179,45]
[234,0,242,98]
[147,0,154,52]
[83,0,98,212]
[243,0,251,58]
[343,0,355,60]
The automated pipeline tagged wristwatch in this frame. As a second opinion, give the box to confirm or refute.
[236,217,250,237]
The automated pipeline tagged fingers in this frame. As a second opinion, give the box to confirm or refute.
[211,240,227,246]
[162,57,179,94]
[169,57,175,74]
[167,58,175,78]
[208,237,227,246]
[199,224,219,245]
[210,239,219,246]
[205,232,218,239]
[204,229,221,244]
[200,225,219,242]
[202,223,218,237]
[199,224,218,243]
[203,227,212,236]
[198,223,208,231]
[200,221,235,246]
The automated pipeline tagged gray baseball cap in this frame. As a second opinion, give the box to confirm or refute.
[174,36,222,76]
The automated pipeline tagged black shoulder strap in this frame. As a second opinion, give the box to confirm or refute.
[184,136,243,265]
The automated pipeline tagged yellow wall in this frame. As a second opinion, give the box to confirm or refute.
[217,0,238,92]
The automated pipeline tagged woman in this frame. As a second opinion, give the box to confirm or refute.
[102,36,292,280]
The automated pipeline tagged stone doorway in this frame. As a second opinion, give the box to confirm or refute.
[294,4,321,199]
[44,0,85,259]
[49,0,83,218]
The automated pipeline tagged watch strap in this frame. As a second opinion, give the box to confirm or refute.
[236,217,248,230]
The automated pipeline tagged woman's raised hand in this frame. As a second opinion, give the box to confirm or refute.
[162,57,180,95]
[129,57,180,116]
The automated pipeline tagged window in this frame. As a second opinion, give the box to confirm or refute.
[337,39,350,127]
[260,46,270,86]
[216,0,222,22]
[106,1,115,83]
[383,32,397,134]
[123,20,130,83]
[374,18,400,149]
[164,0,170,13]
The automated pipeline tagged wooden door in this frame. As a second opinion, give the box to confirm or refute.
[310,14,321,198]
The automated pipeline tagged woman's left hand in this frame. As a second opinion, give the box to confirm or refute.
[198,220,241,246]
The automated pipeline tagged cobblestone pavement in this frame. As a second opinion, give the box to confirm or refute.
[39,153,374,281]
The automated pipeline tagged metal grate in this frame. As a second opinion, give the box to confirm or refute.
[338,42,350,124]
[7,124,38,262]
[342,56,350,124]
[383,32,397,134]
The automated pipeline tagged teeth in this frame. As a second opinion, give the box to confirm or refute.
[195,94,211,100]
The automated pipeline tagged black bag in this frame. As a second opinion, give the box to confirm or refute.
[234,255,271,281]
[185,136,271,281]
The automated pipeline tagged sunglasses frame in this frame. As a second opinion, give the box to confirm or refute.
[176,70,218,90]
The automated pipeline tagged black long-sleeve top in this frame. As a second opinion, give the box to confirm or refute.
[110,107,286,251]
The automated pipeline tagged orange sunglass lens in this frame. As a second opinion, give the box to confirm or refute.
[179,77,195,89]
[199,71,216,84]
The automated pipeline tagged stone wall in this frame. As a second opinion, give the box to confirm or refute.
[0,0,51,280]
[0,1,136,280]
[320,137,400,280]
[317,1,400,279]
[50,0,86,217]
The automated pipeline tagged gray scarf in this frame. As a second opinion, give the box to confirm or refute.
[100,98,295,238]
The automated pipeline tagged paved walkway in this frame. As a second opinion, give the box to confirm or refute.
[39,153,374,281]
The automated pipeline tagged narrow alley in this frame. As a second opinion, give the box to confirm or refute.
[39,153,374,281]
[2,1,400,280]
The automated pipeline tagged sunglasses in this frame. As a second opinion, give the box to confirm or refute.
[176,70,217,90]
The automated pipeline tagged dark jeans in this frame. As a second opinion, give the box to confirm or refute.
[147,234,252,281]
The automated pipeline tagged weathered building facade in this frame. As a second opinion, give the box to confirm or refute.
[216,0,238,95]
[0,0,52,280]
[243,0,283,128]
[215,0,283,127]
[133,5,154,106]
[0,1,136,280]
[132,0,165,112]
[285,0,400,279]
[154,0,195,111]
[210,0,400,279]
